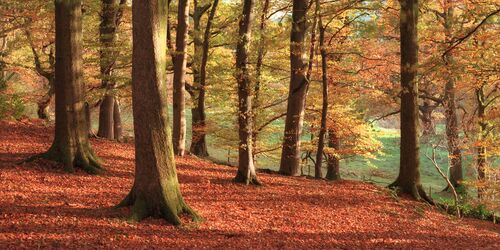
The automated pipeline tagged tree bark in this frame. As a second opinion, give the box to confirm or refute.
[117,0,199,224]
[189,0,218,157]
[97,0,126,140]
[113,99,122,142]
[419,100,436,136]
[251,0,270,157]
[172,0,190,156]
[234,0,260,185]
[33,0,102,174]
[443,2,463,189]
[279,0,308,176]
[475,86,487,199]
[314,9,327,179]
[389,0,431,202]
[325,129,340,180]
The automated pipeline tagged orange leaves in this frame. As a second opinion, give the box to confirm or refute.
[0,121,499,248]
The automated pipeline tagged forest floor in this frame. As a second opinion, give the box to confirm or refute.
[0,120,498,249]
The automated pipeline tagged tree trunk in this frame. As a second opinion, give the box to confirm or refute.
[314,12,327,179]
[279,0,308,176]
[97,0,126,140]
[389,0,430,202]
[189,0,218,158]
[117,0,199,224]
[113,99,122,142]
[475,86,487,199]
[419,100,436,136]
[35,0,102,174]
[37,78,55,120]
[98,94,115,139]
[325,129,340,180]
[234,0,260,185]
[251,0,270,158]
[172,0,189,156]
[443,2,463,189]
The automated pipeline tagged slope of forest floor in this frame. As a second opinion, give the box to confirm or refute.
[0,120,498,249]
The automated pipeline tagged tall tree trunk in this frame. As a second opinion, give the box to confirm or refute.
[325,129,340,180]
[97,0,126,140]
[172,0,190,156]
[234,0,260,185]
[117,0,199,224]
[189,0,218,157]
[279,0,308,176]
[389,0,430,202]
[314,10,327,179]
[443,2,463,189]
[475,86,487,199]
[251,0,270,157]
[32,0,102,173]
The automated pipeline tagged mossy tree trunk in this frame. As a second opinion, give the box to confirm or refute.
[389,0,431,202]
[279,0,308,176]
[172,0,190,156]
[97,0,126,140]
[117,0,199,224]
[34,0,102,174]
[234,0,260,185]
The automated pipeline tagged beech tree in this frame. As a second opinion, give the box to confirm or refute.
[23,0,102,173]
[97,0,126,141]
[279,0,308,176]
[117,0,199,224]
[234,0,260,185]
[187,0,219,157]
[172,0,190,156]
[389,0,431,202]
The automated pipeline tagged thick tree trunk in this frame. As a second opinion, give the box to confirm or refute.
[172,0,190,156]
[117,0,199,224]
[279,0,308,176]
[314,18,327,179]
[234,0,260,185]
[325,129,340,181]
[443,2,463,189]
[389,0,430,202]
[34,0,102,173]
[97,0,126,140]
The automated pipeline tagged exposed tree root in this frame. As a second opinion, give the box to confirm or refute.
[234,171,262,186]
[19,144,103,174]
[116,190,202,225]
[388,181,434,205]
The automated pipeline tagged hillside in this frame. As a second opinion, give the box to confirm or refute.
[0,120,498,249]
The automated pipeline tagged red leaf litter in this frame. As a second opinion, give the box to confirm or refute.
[0,120,498,249]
